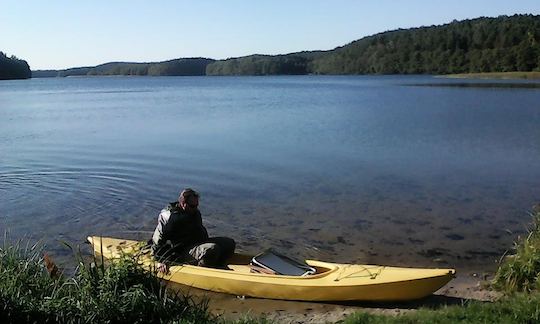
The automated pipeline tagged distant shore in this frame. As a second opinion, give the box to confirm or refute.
[441,72,540,80]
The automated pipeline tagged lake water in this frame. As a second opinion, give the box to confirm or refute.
[1,75,539,271]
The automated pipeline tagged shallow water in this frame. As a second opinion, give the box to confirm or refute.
[1,75,539,270]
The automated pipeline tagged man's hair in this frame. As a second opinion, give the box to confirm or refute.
[179,188,200,203]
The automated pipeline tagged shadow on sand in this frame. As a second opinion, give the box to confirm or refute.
[168,281,490,320]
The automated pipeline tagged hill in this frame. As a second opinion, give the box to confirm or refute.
[33,58,214,77]
[30,14,540,77]
[207,14,540,75]
[205,51,327,76]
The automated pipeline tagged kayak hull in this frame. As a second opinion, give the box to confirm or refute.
[88,236,455,302]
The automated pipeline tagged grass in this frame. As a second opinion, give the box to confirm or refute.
[343,293,540,323]
[0,238,214,323]
[441,71,540,79]
[492,210,540,292]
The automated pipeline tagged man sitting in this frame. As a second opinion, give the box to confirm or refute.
[151,188,235,271]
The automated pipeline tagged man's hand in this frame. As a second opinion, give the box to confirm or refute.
[157,262,169,274]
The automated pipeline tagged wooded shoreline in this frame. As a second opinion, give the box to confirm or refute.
[12,14,539,79]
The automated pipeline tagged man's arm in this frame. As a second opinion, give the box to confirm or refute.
[153,209,172,247]
[151,209,172,273]
[197,211,209,240]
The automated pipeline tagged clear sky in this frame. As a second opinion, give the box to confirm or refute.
[1,0,539,70]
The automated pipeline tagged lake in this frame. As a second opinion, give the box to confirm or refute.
[1,75,539,271]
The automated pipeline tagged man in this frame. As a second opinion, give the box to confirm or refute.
[151,188,235,271]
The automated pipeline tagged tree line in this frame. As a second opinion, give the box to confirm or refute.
[12,14,540,79]
[0,52,31,80]
[207,14,540,75]
[33,58,214,78]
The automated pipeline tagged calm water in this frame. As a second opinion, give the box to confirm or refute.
[1,75,539,271]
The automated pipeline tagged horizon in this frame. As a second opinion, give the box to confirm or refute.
[1,1,539,70]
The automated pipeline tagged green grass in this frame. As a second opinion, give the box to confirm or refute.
[343,293,540,324]
[0,239,214,323]
[492,211,540,293]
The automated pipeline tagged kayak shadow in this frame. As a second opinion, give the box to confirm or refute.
[170,281,489,317]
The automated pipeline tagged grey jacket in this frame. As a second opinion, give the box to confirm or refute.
[151,202,209,255]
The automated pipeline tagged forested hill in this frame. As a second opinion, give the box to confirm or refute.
[30,14,540,77]
[0,52,31,80]
[33,58,214,77]
[207,14,540,75]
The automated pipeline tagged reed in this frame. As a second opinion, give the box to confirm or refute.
[492,210,540,292]
[0,238,214,323]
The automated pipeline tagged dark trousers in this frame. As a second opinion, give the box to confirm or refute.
[154,237,235,268]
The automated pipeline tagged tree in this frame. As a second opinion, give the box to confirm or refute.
[0,51,31,80]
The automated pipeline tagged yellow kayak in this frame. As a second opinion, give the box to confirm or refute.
[88,236,455,302]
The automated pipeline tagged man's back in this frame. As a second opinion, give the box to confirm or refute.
[151,188,235,269]
[152,202,209,254]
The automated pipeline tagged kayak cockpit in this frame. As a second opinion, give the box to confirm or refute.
[226,264,334,276]
[224,252,335,277]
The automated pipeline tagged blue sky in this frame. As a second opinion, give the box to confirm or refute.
[1,1,539,70]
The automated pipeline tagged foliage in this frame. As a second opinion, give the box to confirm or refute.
[0,239,214,323]
[31,70,62,78]
[208,15,540,75]
[57,66,93,77]
[206,54,315,75]
[34,58,215,78]
[0,51,31,80]
[312,14,540,75]
[492,210,540,293]
[32,15,540,77]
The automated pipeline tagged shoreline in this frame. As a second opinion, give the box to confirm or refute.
[0,240,518,324]
[440,71,540,79]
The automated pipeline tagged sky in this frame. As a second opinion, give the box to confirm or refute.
[1,1,539,70]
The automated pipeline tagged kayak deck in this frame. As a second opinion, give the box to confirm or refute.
[88,236,455,302]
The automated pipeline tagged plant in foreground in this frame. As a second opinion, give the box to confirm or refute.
[492,210,540,293]
[0,239,214,323]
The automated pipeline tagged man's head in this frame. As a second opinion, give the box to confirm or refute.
[178,188,200,214]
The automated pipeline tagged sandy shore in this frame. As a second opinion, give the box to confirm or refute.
[169,270,500,324]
